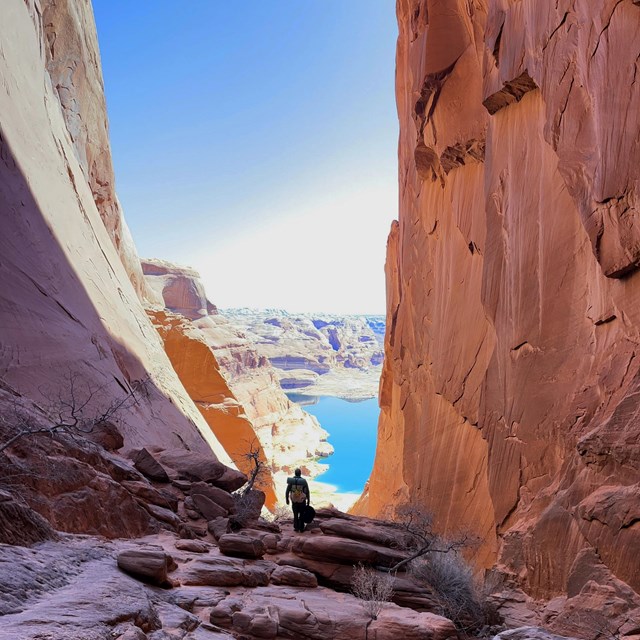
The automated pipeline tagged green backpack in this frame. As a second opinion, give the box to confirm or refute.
[289,477,306,503]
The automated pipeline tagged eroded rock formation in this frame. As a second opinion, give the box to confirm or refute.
[223,309,385,399]
[143,260,334,507]
[359,0,640,634]
[0,508,466,640]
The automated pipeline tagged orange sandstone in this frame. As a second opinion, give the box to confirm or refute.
[359,0,640,617]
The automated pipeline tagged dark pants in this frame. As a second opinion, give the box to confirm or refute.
[292,502,306,532]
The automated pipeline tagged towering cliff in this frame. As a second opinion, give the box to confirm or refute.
[0,0,233,535]
[360,0,640,629]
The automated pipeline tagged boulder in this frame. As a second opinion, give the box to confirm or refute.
[276,554,355,591]
[174,539,212,553]
[117,549,175,586]
[181,556,273,587]
[143,503,182,527]
[371,608,459,640]
[320,518,405,547]
[190,481,235,511]
[270,565,318,588]
[218,533,266,559]
[122,481,178,510]
[155,600,200,634]
[101,453,146,483]
[391,575,440,612]
[172,479,193,492]
[191,493,228,520]
[291,534,406,568]
[239,529,282,553]
[208,517,230,540]
[132,449,170,483]
[155,449,246,491]
[85,420,124,451]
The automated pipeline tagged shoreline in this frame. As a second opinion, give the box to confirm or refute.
[310,478,361,513]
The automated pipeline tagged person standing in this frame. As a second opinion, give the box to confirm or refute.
[285,468,310,532]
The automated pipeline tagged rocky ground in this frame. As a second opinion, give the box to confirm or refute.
[0,420,619,640]
[0,515,460,640]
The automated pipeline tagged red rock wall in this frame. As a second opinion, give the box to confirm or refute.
[362,0,640,604]
[148,308,279,508]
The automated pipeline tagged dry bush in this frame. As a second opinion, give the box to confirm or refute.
[265,505,291,524]
[351,563,395,620]
[229,489,265,530]
[382,503,478,572]
[411,552,485,633]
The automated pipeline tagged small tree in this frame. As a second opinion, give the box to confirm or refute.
[351,563,395,620]
[228,438,270,529]
[236,437,268,496]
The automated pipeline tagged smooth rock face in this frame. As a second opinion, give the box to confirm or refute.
[0,0,231,468]
[360,0,640,620]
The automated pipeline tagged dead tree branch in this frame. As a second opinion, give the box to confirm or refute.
[0,372,149,453]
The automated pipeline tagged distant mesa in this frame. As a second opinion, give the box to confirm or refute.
[221,308,385,401]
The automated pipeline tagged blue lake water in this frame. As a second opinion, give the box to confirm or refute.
[290,395,380,493]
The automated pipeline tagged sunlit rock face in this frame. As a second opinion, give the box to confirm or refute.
[143,261,333,507]
[360,0,640,617]
[222,309,385,399]
[40,0,154,301]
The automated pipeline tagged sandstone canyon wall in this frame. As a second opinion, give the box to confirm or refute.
[0,0,234,535]
[360,0,640,626]
[143,261,333,508]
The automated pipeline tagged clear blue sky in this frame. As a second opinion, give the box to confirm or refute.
[93,1,398,314]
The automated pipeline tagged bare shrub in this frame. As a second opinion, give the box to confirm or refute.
[351,563,395,620]
[383,503,478,572]
[411,552,484,633]
[229,489,265,530]
[0,371,149,454]
[234,437,269,496]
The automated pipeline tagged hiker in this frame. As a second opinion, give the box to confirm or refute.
[285,468,310,532]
